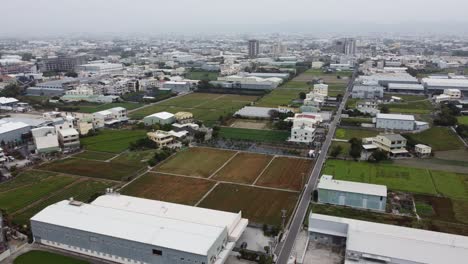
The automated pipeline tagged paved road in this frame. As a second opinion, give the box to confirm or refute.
[275,70,358,264]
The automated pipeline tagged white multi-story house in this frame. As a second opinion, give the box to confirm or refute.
[92,107,128,128]
[57,128,80,151]
[434,89,462,103]
[289,114,322,143]
[371,134,408,157]
[313,83,328,97]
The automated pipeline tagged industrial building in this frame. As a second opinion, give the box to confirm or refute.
[387,83,425,94]
[308,213,468,264]
[143,112,176,126]
[38,55,87,72]
[162,81,192,93]
[317,175,387,212]
[375,113,428,131]
[214,75,282,90]
[422,78,468,94]
[357,73,419,87]
[351,85,384,99]
[31,194,248,264]
[76,62,123,75]
[0,121,31,144]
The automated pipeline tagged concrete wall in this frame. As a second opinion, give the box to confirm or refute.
[318,189,386,212]
[376,118,414,131]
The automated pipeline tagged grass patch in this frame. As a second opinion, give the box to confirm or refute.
[415,202,434,217]
[81,130,147,153]
[187,71,219,81]
[14,250,88,264]
[457,116,468,125]
[122,173,215,206]
[0,171,76,213]
[430,170,468,200]
[256,88,308,107]
[111,150,156,166]
[219,127,289,143]
[155,147,236,178]
[335,128,379,140]
[73,151,116,161]
[130,93,256,126]
[39,158,142,181]
[199,183,299,226]
[404,127,463,151]
[322,160,438,195]
[13,179,114,225]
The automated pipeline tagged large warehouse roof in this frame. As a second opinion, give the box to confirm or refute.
[32,194,248,256]
[376,113,415,121]
[422,78,468,88]
[309,213,468,264]
[317,175,387,197]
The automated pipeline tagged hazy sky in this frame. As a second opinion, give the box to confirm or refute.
[2,0,468,36]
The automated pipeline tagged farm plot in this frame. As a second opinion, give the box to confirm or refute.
[13,179,115,225]
[404,127,464,151]
[73,151,116,161]
[122,173,215,205]
[155,147,237,178]
[198,183,299,226]
[0,171,77,214]
[255,157,313,191]
[213,152,274,184]
[111,150,156,166]
[39,158,143,181]
[130,93,257,126]
[335,128,379,140]
[256,88,308,107]
[228,119,272,130]
[219,127,290,143]
[322,160,438,195]
[80,129,147,153]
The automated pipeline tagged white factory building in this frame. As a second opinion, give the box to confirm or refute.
[309,213,468,264]
[423,77,468,94]
[375,113,428,131]
[31,193,248,264]
[77,62,124,75]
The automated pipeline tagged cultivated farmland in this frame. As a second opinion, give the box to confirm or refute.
[198,183,299,226]
[213,152,274,184]
[155,147,237,177]
[14,250,89,264]
[39,158,143,181]
[256,157,313,191]
[130,93,257,126]
[219,127,290,143]
[80,129,147,153]
[122,173,215,205]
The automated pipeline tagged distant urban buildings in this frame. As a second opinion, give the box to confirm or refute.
[248,39,259,58]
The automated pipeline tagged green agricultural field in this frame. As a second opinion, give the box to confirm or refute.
[155,147,237,178]
[73,151,116,161]
[219,127,289,143]
[198,183,299,226]
[0,171,76,213]
[282,81,310,89]
[13,179,115,225]
[81,130,147,153]
[130,93,256,126]
[256,88,309,107]
[430,170,468,200]
[14,250,89,264]
[458,116,468,125]
[76,102,144,113]
[328,141,351,158]
[383,96,433,114]
[39,158,143,181]
[335,128,379,140]
[322,160,438,195]
[404,127,463,151]
[111,150,157,166]
[187,71,219,81]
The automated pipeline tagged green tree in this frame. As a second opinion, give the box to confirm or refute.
[330,145,343,158]
[299,92,306,100]
[370,149,388,162]
[348,137,362,160]
[0,83,21,97]
[379,105,390,113]
[65,71,78,78]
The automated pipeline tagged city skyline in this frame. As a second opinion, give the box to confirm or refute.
[1,0,468,36]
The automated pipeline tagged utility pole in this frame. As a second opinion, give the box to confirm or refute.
[281,209,287,230]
